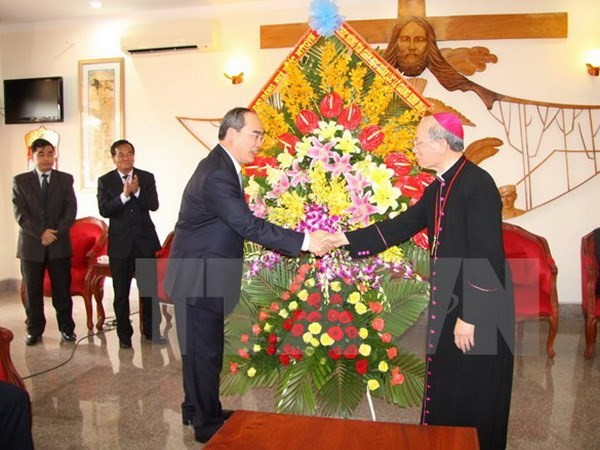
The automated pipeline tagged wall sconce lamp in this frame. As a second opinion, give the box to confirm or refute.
[585,49,600,76]
[224,72,244,84]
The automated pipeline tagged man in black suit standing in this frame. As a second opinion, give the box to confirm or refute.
[165,107,328,444]
[97,139,163,349]
[13,138,77,346]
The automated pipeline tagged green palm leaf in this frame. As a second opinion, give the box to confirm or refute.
[275,357,321,415]
[318,359,365,418]
[376,351,425,408]
[381,279,429,337]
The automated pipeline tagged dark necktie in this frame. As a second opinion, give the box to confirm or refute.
[123,174,128,183]
[41,174,49,200]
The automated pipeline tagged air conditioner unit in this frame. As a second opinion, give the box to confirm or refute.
[121,19,220,54]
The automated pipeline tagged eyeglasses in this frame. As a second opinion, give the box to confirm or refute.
[413,138,437,148]
[241,130,265,143]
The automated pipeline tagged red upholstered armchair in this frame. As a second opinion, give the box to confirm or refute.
[581,231,600,358]
[502,223,559,358]
[20,216,108,331]
[0,325,26,390]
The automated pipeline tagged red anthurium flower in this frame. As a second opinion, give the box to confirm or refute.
[319,92,344,119]
[359,125,384,151]
[307,292,322,308]
[381,332,392,343]
[344,344,359,359]
[338,310,353,324]
[278,133,300,155]
[372,317,385,332]
[355,359,369,375]
[368,302,383,313]
[291,323,305,337]
[230,362,239,373]
[245,156,278,178]
[268,334,278,344]
[327,326,344,341]
[328,346,343,360]
[327,309,340,322]
[279,354,291,366]
[330,293,343,304]
[387,347,398,359]
[413,230,429,249]
[385,152,412,178]
[307,311,322,322]
[338,104,362,130]
[295,109,320,134]
[344,326,358,339]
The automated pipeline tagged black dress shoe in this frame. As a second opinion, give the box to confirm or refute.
[25,335,41,346]
[119,340,132,349]
[182,412,194,426]
[61,332,77,342]
[194,423,222,444]
[223,409,235,420]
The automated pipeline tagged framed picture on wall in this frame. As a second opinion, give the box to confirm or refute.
[79,57,124,190]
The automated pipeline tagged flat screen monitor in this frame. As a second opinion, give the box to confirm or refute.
[3,76,64,124]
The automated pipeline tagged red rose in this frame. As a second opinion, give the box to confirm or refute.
[359,125,384,151]
[330,293,343,304]
[338,310,353,324]
[412,230,429,249]
[387,347,398,359]
[391,367,405,385]
[295,109,319,134]
[270,302,280,311]
[355,359,369,375]
[291,322,305,337]
[307,311,322,322]
[319,92,344,119]
[292,309,305,320]
[381,332,392,343]
[307,292,322,308]
[344,326,358,339]
[327,326,344,341]
[240,333,249,343]
[279,354,291,366]
[344,344,359,359]
[328,346,343,360]
[278,133,300,155]
[385,152,412,178]
[280,291,290,301]
[266,345,277,355]
[338,104,362,130]
[327,309,340,322]
[282,318,294,331]
[372,317,385,332]
[368,302,383,313]
[268,334,278,344]
[238,349,250,359]
[245,156,278,178]
[230,362,239,374]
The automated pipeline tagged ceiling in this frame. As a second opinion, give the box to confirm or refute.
[0,0,249,25]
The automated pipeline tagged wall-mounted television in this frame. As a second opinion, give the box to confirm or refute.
[3,76,64,124]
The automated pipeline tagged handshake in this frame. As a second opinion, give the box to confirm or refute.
[307,230,350,257]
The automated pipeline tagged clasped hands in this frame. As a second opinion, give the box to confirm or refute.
[122,174,140,197]
[41,228,58,246]
[308,230,350,257]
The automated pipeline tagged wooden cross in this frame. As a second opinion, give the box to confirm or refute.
[260,0,567,49]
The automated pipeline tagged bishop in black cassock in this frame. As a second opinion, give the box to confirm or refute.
[335,113,514,450]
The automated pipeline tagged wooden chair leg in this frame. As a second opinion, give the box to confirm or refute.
[584,315,597,359]
[81,294,94,331]
[546,316,558,358]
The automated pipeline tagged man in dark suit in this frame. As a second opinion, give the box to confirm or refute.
[13,138,77,346]
[97,139,162,349]
[165,107,327,444]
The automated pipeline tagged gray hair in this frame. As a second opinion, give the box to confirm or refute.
[218,107,253,140]
[428,122,464,152]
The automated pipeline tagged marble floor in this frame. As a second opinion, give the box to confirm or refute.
[1,290,599,450]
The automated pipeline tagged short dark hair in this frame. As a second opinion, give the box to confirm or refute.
[30,138,54,154]
[110,139,135,157]
[218,107,253,140]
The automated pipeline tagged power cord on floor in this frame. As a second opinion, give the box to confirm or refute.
[21,311,139,380]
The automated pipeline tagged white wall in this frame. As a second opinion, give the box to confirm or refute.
[1,0,599,303]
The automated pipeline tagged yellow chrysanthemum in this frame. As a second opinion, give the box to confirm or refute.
[378,246,405,264]
[288,301,299,311]
[355,302,368,315]
[359,343,372,356]
[308,323,322,335]
[303,332,313,344]
[304,278,315,287]
[378,361,389,372]
[310,338,320,347]
[264,322,272,332]
[247,367,257,377]
[297,290,308,301]
[330,281,342,292]
[347,292,361,304]
[320,333,334,346]
[359,328,369,339]
[278,309,289,319]
[253,344,262,352]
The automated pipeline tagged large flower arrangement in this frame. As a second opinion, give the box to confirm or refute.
[221,28,435,418]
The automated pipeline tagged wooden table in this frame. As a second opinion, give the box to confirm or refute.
[204,410,479,449]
